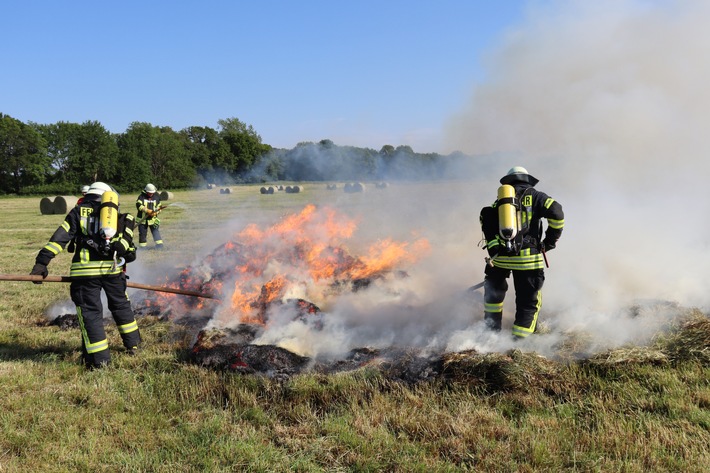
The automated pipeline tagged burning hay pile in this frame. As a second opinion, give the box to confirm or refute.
[132,204,436,376]
[126,204,709,383]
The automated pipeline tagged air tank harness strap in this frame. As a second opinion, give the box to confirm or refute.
[497,196,518,207]
[100,200,119,212]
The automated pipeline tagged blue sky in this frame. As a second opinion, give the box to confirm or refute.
[1,1,527,153]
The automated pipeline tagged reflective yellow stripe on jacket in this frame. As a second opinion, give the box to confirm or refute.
[492,253,545,270]
[70,260,123,277]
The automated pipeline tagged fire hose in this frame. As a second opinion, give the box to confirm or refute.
[0,274,220,300]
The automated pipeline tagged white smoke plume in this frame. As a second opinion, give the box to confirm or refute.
[138,0,708,362]
[442,0,710,353]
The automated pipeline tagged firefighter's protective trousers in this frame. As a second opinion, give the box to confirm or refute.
[484,265,544,338]
[70,273,141,367]
[138,222,163,247]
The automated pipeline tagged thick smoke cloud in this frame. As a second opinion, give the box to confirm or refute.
[133,0,707,361]
[440,0,710,351]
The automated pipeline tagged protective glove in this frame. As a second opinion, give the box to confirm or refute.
[123,248,137,264]
[30,263,48,284]
[542,238,557,252]
[109,240,130,257]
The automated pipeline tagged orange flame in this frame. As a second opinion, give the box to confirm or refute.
[153,205,430,326]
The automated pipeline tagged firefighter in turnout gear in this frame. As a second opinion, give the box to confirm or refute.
[30,181,141,368]
[135,183,164,249]
[76,184,90,206]
[479,167,565,339]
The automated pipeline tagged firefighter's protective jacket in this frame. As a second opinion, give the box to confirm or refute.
[35,196,137,277]
[135,191,162,226]
[480,183,564,271]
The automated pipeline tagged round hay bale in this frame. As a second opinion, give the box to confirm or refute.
[207,183,217,189]
[344,182,365,193]
[267,186,276,194]
[159,191,174,200]
[375,182,389,189]
[260,186,268,194]
[221,188,232,194]
[40,197,55,215]
[285,185,303,194]
[277,185,284,191]
[326,184,338,190]
[53,196,78,214]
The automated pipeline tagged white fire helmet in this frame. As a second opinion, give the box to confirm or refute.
[144,183,157,193]
[80,185,90,194]
[87,182,114,195]
[507,166,529,176]
[500,166,539,186]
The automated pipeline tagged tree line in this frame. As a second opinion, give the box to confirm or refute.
[0,113,473,195]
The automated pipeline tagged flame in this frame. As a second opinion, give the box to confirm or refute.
[151,205,430,326]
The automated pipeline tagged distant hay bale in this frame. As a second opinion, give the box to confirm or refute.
[260,186,276,195]
[375,182,390,189]
[344,182,365,193]
[285,185,303,194]
[159,191,174,200]
[53,196,78,214]
[207,183,217,189]
[326,184,338,190]
[40,197,55,215]
[277,185,284,191]
[220,188,232,194]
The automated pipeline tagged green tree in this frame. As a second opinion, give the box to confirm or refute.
[181,126,231,182]
[152,126,195,188]
[116,122,195,191]
[217,117,271,177]
[34,121,80,186]
[71,121,119,184]
[0,114,49,193]
[32,120,118,187]
[115,122,154,191]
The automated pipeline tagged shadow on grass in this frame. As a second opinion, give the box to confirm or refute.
[0,341,77,363]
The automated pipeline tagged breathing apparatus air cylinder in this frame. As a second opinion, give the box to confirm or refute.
[497,184,520,251]
[99,190,119,245]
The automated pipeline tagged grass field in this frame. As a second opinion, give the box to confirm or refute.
[1,184,709,472]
